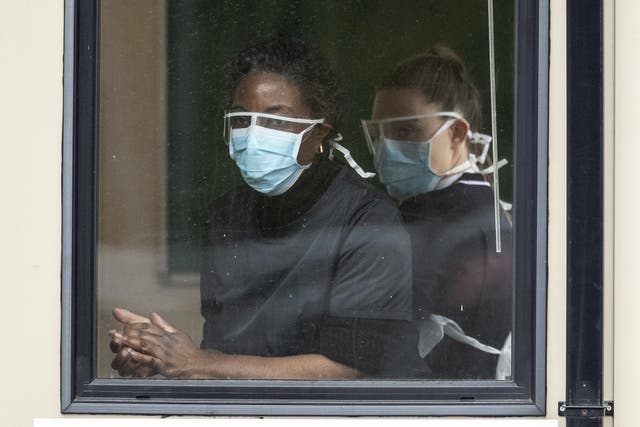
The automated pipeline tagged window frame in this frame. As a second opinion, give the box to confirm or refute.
[61,0,549,416]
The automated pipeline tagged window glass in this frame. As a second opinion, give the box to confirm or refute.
[97,0,515,381]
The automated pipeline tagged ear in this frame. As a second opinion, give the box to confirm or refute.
[298,123,335,164]
[450,120,469,146]
[312,123,332,142]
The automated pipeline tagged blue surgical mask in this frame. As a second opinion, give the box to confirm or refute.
[227,115,320,196]
[374,138,440,200]
[373,119,457,200]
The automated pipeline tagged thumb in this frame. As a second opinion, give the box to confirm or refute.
[113,307,151,324]
[150,312,177,333]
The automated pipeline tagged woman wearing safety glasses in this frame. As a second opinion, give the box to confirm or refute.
[109,36,418,379]
[362,45,513,379]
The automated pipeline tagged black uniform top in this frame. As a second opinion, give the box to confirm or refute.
[200,154,417,375]
[401,173,513,379]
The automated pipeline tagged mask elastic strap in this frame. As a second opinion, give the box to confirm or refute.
[428,119,464,183]
[500,200,513,211]
[434,126,492,178]
[430,118,457,142]
[468,132,492,164]
[417,314,511,379]
[299,121,320,141]
[477,158,511,212]
[330,134,376,179]
[441,159,476,177]
[478,158,508,175]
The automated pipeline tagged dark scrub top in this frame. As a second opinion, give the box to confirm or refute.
[200,154,417,376]
[401,173,513,379]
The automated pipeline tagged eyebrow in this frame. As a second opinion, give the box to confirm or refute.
[264,105,295,115]
[228,104,296,115]
[387,119,421,127]
[227,106,246,113]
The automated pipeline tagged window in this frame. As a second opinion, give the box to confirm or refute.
[62,0,548,415]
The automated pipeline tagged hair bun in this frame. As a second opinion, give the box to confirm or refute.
[379,43,482,131]
[428,44,466,76]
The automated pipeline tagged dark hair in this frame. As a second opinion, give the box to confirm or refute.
[225,35,343,139]
[379,44,482,131]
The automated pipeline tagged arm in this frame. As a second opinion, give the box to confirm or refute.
[317,198,418,376]
[131,347,357,380]
[115,308,357,379]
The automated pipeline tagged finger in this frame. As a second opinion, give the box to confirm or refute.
[110,337,124,353]
[150,312,177,333]
[109,329,129,350]
[111,347,132,372]
[125,333,162,356]
[131,363,157,378]
[109,330,122,353]
[114,324,170,359]
[119,357,139,377]
[127,348,161,370]
[113,307,151,324]
[125,322,166,337]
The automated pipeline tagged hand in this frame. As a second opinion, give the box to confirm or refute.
[120,312,206,379]
[109,307,158,377]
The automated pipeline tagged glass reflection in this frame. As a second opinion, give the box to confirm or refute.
[97,0,515,381]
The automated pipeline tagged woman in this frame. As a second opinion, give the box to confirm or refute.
[110,35,417,379]
[362,45,513,379]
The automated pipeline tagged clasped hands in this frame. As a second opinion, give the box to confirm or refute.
[109,307,208,378]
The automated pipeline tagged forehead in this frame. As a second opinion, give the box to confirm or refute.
[371,87,439,120]
[231,71,310,116]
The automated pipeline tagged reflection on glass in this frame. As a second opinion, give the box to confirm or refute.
[96,0,515,381]
[363,45,513,379]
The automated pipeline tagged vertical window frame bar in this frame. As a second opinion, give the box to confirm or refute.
[566,0,605,426]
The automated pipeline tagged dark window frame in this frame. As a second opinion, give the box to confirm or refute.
[565,1,606,426]
[61,0,550,416]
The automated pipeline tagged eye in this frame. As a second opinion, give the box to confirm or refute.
[263,117,288,130]
[230,116,251,128]
[392,125,418,140]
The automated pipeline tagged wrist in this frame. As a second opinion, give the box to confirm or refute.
[185,349,225,379]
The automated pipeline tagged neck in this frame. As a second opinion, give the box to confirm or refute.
[254,154,340,230]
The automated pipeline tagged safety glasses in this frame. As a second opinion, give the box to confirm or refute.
[360,112,464,154]
[223,111,324,145]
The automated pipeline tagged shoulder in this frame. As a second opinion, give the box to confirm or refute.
[402,174,494,221]
[326,165,401,222]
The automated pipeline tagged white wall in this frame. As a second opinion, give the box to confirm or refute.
[1,0,632,425]
[614,0,640,425]
[0,0,63,425]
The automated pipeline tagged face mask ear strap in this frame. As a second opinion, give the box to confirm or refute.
[429,118,458,142]
[468,132,493,165]
[468,154,481,173]
[478,158,508,175]
[327,132,342,160]
[330,137,376,179]
[299,122,322,144]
